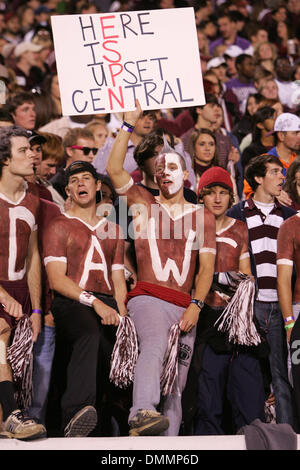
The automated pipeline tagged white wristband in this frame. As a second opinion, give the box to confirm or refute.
[79,291,97,307]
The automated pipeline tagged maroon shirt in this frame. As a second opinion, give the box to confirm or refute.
[43,214,124,295]
[117,180,216,294]
[206,219,249,307]
[0,182,40,282]
[277,213,300,302]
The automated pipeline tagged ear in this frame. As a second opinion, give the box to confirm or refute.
[277,131,284,142]
[96,179,101,191]
[65,146,73,159]
[183,169,189,181]
[254,175,263,186]
[65,185,70,196]
[257,122,264,130]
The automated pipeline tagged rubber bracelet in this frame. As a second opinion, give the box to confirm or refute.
[285,322,295,330]
[79,291,97,307]
[121,121,134,133]
[284,315,295,323]
[32,308,42,314]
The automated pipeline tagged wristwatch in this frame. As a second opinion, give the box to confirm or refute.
[190,299,204,310]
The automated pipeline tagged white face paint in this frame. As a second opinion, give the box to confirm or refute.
[155,153,185,196]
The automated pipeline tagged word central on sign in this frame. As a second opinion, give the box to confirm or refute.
[51,8,205,115]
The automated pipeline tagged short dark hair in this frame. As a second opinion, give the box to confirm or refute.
[134,130,186,171]
[245,154,283,192]
[7,92,35,115]
[133,131,164,167]
[0,125,30,177]
[252,106,275,142]
[193,94,219,119]
[235,54,253,68]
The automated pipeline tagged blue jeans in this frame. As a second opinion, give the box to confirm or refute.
[254,301,294,426]
[28,325,56,424]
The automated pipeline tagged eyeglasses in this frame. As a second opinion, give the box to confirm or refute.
[70,145,98,156]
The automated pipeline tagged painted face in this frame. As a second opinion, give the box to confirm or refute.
[154,153,185,197]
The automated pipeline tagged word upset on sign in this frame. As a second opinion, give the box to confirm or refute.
[51,8,205,115]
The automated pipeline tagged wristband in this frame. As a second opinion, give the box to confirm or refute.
[121,121,134,133]
[285,322,295,331]
[32,308,42,314]
[284,315,295,323]
[79,291,97,307]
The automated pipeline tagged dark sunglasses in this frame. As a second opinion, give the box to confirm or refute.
[70,145,98,156]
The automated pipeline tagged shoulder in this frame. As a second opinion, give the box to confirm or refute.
[104,219,125,239]
[281,204,297,220]
[47,213,70,231]
[26,181,40,198]
[232,218,247,230]
[203,206,216,227]
[279,212,300,231]
[226,201,245,220]
[49,168,65,185]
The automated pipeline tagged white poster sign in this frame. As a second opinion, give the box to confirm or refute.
[51,8,205,115]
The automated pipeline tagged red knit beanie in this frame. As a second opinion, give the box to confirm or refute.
[197,167,233,196]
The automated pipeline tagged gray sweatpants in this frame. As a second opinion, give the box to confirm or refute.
[128,295,196,436]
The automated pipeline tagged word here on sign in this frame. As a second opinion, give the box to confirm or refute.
[51,8,205,115]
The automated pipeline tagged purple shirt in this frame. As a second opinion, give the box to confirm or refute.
[209,35,250,55]
[225,78,256,114]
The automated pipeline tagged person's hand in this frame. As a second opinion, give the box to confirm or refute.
[64,196,73,211]
[228,146,240,163]
[93,298,120,326]
[277,189,292,207]
[0,293,23,319]
[124,99,142,127]
[30,312,42,342]
[179,304,200,333]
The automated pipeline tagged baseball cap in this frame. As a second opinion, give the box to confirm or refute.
[223,45,244,58]
[14,41,43,58]
[274,113,300,132]
[197,167,233,196]
[65,161,99,183]
[28,132,47,146]
[206,57,227,70]
[34,6,53,15]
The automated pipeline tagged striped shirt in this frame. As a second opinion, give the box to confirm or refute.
[244,197,284,302]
